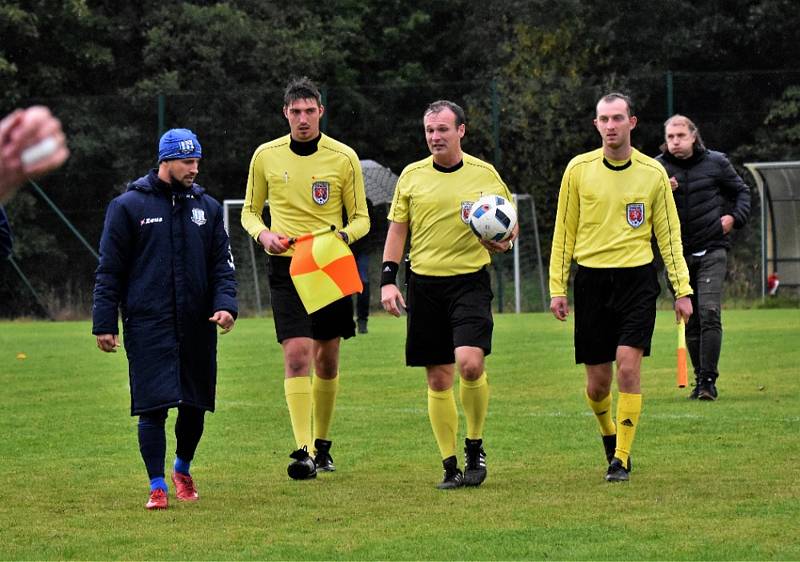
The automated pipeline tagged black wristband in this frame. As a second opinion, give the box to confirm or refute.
[380,261,400,286]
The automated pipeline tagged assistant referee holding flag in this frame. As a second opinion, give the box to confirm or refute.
[549,92,693,482]
[382,100,517,489]
[241,77,369,479]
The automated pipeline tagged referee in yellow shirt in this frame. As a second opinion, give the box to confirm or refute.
[381,100,517,489]
[241,77,370,480]
[549,92,693,482]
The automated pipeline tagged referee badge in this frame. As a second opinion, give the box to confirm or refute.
[312,181,330,205]
[460,201,474,223]
[626,203,645,228]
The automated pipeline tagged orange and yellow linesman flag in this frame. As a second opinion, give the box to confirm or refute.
[289,225,363,314]
[677,318,688,388]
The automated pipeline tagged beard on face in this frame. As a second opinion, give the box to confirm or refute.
[168,166,194,188]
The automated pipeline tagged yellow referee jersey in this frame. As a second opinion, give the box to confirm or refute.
[388,153,513,276]
[241,133,369,255]
[549,148,691,298]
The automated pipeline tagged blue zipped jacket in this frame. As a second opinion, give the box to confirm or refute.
[92,170,237,415]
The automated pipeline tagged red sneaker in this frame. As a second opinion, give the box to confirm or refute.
[171,471,199,501]
[146,488,168,510]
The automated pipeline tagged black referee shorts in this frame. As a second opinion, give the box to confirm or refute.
[267,255,355,343]
[405,268,493,367]
[573,262,661,365]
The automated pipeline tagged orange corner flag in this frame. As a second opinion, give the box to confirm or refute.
[677,318,688,388]
[289,226,363,314]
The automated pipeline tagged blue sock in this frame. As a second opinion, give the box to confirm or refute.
[150,476,168,492]
[174,457,191,476]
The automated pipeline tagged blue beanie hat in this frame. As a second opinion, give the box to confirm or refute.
[158,128,202,161]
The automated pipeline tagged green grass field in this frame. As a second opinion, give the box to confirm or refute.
[1,310,798,560]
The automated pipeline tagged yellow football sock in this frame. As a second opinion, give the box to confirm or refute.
[312,375,339,443]
[284,376,312,450]
[427,387,458,459]
[615,392,642,466]
[460,372,489,440]
[585,390,616,436]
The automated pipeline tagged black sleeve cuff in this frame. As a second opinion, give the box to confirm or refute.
[380,261,399,286]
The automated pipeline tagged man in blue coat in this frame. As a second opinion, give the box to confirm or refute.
[93,128,237,510]
[656,115,750,401]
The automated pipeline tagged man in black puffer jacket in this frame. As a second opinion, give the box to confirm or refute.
[656,115,750,401]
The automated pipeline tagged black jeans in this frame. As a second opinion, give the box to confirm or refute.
[685,248,727,383]
[355,251,370,322]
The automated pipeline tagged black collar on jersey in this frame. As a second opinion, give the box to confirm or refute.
[602,157,632,171]
[290,134,321,156]
[432,159,464,173]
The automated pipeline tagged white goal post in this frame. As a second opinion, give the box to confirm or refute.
[223,199,264,315]
[512,193,547,313]
[223,198,246,234]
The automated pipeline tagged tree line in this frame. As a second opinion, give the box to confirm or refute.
[1,0,798,316]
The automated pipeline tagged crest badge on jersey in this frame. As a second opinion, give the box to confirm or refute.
[191,208,207,226]
[460,201,474,223]
[312,181,330,205]
[626,203,645,228]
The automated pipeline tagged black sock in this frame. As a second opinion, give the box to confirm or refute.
[175,405,205,467]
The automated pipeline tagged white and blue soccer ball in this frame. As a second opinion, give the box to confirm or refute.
[468,194,517,242]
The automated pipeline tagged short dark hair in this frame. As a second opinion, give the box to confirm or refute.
[661,114,706,153]
[424,100,466,127]
[284,77,322,106]
[597,92,635,117]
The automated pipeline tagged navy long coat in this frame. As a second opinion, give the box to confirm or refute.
[92,170,237,415]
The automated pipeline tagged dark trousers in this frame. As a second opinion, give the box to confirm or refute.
[137,406,206,479]
[685,248,727,383]
[355,251,370,322]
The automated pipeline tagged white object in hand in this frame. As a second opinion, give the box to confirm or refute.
[21,136,58,167]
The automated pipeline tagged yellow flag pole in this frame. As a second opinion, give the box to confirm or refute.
[677,318,688,388]
[288,225,336,245]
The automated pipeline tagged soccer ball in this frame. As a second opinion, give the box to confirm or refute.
[468,195,517,242]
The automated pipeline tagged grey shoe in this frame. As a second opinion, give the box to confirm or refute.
[357,319,368,334]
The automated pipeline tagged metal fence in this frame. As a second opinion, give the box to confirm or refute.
[2,70,797,317]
